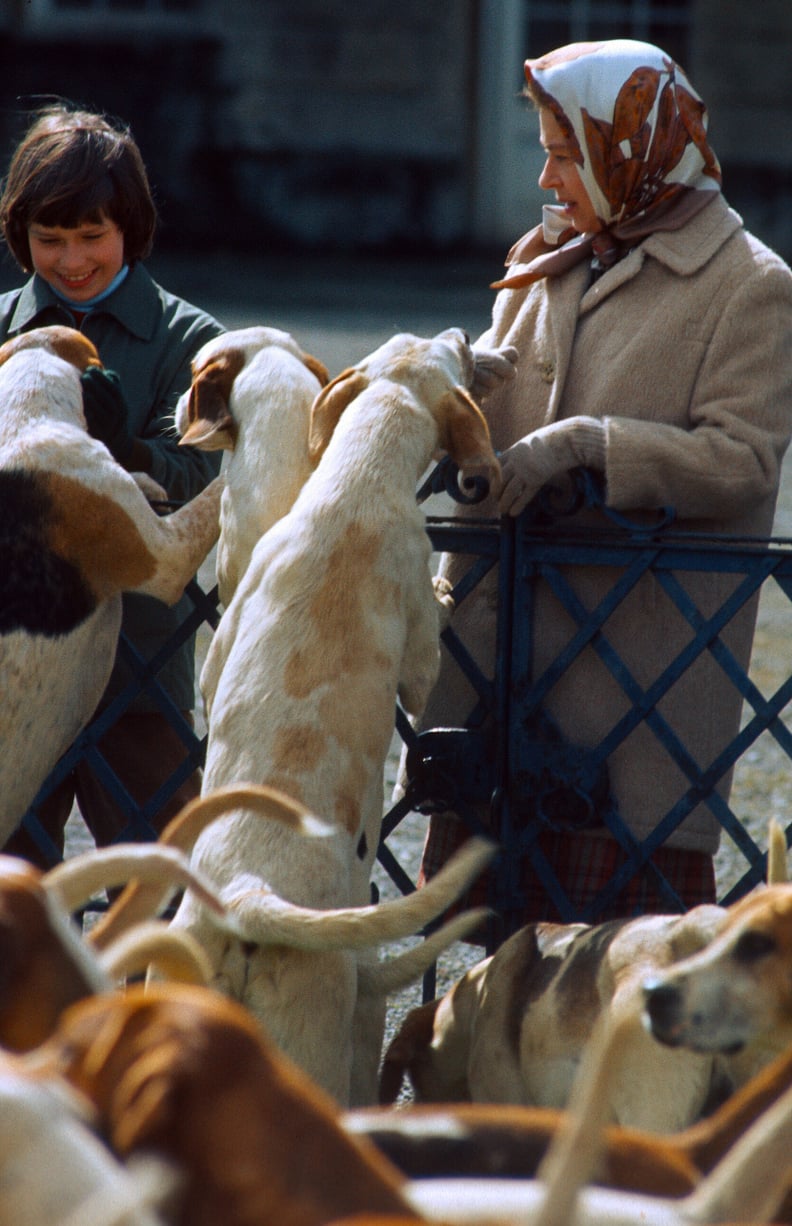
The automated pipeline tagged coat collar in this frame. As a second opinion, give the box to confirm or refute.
[576,194,742,317]
[640,192,742,274]
[8,262,162,341]
[541,195,743,419]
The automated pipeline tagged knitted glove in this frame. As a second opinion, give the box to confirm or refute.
[471,343,518,402]
[81,367,135,467]
[498,416,607,517]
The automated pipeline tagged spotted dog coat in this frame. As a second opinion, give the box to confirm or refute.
[0,326,223,839]
[380,907,740,1132]
[169,328,501,1105]
[175,325,329,608]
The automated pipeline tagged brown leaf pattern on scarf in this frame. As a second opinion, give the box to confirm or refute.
[675,82,722,182]
[612,66,660,147]
[493,47,722,289]
[581,59,720,221]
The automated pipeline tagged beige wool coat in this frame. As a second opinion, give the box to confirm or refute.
[426,194,792,854]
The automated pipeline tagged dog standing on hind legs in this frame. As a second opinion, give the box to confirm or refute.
[0,325,223,841]
[174,325,329,608]
[169,327,503,1105]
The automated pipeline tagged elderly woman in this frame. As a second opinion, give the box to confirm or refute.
[417,39,792,923]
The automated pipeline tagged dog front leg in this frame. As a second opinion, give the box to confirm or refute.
[397,574,446,717]
[469,1012,531,1106]
[433,574,456,633]
[136,477,223,605]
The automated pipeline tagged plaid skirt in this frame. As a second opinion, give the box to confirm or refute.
[418,809,716,938]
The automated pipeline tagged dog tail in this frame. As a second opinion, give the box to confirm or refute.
[223,837,496,953]
[44,844,229,923]
[766,816,789,884]
[358,908,490,996]
[98,921,214,987]
[89,784,330,951]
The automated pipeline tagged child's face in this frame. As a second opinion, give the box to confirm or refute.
[27,214,125,302]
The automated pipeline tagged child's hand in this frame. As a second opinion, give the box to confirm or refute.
[81,367,135,466]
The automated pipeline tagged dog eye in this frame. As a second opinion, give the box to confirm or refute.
[733,930,777,962]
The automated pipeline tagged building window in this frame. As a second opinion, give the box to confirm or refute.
[523,0,693,71]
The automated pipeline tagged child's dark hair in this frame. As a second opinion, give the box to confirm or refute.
[0,103,158,271]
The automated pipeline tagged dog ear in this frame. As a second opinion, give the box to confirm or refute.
[308,369,369,463]
[435,386,501,499]
[302,352,330,388]
[179,356,240,452]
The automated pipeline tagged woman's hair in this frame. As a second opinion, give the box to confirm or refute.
[0,103,158,271]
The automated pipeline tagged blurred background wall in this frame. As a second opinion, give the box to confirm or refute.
[0,0,789,264]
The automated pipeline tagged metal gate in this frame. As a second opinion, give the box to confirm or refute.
[390,465,792,953]
[18,464,792,947]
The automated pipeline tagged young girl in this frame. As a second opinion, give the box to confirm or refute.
[416,39,792,925]
[0,103,224,864]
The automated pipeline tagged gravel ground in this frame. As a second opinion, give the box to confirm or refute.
[63,251,792,1082]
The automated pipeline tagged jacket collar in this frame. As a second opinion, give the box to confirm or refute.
[542,194,743,418]
[640,192,742,275]
[8,262,161,341]
[577,194,743,316]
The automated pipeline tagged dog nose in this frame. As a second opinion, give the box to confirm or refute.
[642,978,683,1041]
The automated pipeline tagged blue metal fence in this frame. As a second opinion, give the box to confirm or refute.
[18,577,220,865]
[390,466,792,955]
[18,465,792,948]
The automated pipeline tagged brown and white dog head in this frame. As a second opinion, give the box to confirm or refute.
[0,326,102,376]
[173,326,331,605]
[0,326,103,439]
[176,325,330,453]
[308,328,500,494]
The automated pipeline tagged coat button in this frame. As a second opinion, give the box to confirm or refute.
[538,358,555,383]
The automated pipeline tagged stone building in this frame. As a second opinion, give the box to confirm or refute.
[0,0,789,258]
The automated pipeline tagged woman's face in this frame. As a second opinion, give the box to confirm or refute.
[537,108,601,235]
[28,214,125,302]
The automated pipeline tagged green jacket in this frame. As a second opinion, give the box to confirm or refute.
[0,262,224,712]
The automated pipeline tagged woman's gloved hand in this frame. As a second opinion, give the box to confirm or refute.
[498,416,606,516]
[471,343,519,402]
[81,367,135,467]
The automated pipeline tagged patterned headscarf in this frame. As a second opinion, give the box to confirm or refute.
[493,39,722,290]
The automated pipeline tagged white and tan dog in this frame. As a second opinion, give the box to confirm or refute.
[382,825,791,1131]
[0,326,223,840]
[169,327,502,1104]
[174,325,329,607]
[380,907,730,1132]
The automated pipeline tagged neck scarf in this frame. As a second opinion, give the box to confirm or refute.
[492,39,722,290]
